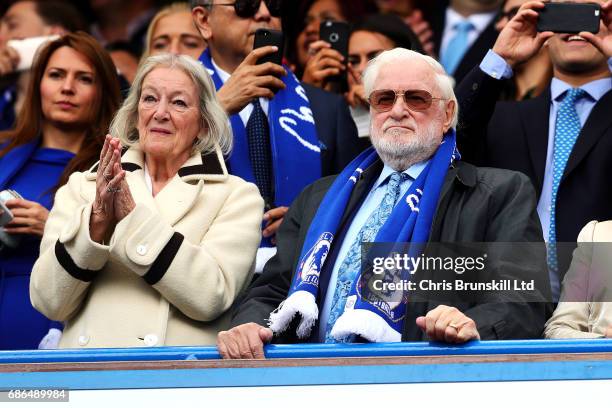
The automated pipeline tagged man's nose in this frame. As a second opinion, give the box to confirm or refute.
[389,93,410,118]
[254,0,272,21]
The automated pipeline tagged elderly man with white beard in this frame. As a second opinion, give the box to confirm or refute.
[217,48,551,359]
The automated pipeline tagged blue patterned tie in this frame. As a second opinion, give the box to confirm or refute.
[440,20,474,75]
[547,88,586,286]
[246,99,274,206]
[324,171,408,343]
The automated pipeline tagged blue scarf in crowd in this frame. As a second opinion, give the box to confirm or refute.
[199,49,321,209]
[268,131,460,342]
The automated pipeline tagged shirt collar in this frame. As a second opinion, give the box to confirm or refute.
[372,160,429,191]
[211,58,231,84]
[446,7,497,34]
[551,76,612,103]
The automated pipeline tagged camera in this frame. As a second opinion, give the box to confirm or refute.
[0,189,23,248]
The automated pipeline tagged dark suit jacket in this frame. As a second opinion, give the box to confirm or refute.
[427,1,499,85]
[303,83,369,176]
[231,159,551,342]
[456,67,612,271]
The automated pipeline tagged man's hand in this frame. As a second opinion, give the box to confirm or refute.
[217,46,286,115]
[217,322,273,359]
[301,40,345,89]
[0,46,19,76]
[3,198,49,237]
[579,0,612,58]
[605,324,612,338]
[405,10,435,57]
[262,206,288,244]
[416,305,480,343]
[345,82,367,108]
[492,1,554,68]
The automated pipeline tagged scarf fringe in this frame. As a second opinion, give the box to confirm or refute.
[268,291,319,339]
[330,308,402,343]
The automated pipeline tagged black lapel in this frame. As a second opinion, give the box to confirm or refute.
[518,90,550,192]
[429,0,448,55]
[563,89,612,179]
[337,159,383,228]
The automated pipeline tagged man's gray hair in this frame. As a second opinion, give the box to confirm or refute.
[109,53,232,156]
[363,48,458,128]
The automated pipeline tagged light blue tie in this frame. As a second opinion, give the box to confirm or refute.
[441,20,474,75]
[324,171,408,343]
[547,88,586,290]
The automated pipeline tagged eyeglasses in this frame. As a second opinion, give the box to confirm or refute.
[214,0,283,18]
[497,6,520,22]
[368,89,447,112]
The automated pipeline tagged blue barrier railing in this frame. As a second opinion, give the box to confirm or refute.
[1,338,612,364]
[1,340,612,389]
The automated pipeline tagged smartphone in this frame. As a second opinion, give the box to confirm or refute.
[253,28,284,66]
[537,2,601,34]
[7,35,59,72]
[0,199,12,227]
[319,20,350,93]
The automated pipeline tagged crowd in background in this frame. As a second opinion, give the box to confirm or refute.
[0,0,611,352]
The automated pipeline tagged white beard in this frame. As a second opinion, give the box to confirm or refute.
[370,121,442,171]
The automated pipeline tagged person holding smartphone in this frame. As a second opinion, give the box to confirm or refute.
[455,0,612,300]
[0,1,85,132]
[0,33,121,350]
[191,0,365,273]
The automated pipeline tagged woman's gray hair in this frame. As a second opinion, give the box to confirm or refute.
[110,53,232,156]
[362,48,458,128]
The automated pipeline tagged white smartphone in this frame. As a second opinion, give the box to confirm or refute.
[7,35,59,72]
[0,199,11,227]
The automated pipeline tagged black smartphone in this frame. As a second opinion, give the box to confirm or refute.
[537,2,601,34]
[253,28,284,65]
[319,20,350,93]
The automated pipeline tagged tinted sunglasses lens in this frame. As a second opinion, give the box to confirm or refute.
[370,90,397,111]
[265,0,283,17]
[234,0,260,17]
[235,0,283,18]
[403,90,433,110]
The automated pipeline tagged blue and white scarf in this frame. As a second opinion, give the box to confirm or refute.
[199,49,321,209]
[269,131,460,342]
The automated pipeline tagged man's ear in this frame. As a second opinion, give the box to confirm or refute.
[192,6,213,41]
[442,99,456,133]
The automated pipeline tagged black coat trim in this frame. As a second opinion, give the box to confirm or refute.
[54,240,98,282]
[143,232,185,285]
[178,151,223,177]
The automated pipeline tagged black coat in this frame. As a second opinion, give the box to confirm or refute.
[455,66,612,272]
[231,159,551,342]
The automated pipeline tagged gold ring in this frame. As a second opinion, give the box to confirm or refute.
[449,323,460,331]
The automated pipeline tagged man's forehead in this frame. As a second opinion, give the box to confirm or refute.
[373,60,438,91]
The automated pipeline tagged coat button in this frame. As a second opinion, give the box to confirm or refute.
[136,244,147,256]
[78,335,90,346]
[144,334,158,346]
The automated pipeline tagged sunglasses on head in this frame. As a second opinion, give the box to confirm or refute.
[368,89,446,112]
[214,0,283,18]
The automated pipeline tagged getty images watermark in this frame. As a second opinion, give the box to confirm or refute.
[370,252,535,292]
[360,242,553,303]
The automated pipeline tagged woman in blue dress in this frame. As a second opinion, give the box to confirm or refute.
[0,32,121,349]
